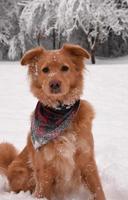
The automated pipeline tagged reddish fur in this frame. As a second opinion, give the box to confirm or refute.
[0,44,105,199]
[0,143,17,175]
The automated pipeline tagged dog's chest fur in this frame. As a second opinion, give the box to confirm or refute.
[40,127,90,186]
[43,131,76,181]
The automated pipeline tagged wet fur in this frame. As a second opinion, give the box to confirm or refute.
[0,44,105,199]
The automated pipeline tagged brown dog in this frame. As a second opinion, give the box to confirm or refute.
[0,44,105,200]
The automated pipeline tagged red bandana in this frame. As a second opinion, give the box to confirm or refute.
[31,100,80,149]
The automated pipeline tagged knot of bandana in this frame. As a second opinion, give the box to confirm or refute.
[31,100,80,149]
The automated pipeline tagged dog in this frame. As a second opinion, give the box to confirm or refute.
[0,44,105,200]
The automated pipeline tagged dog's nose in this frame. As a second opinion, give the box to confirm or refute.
[49,80,61,93]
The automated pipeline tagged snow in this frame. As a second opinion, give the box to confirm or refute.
[85,60,128,200]
[0,58,128,199]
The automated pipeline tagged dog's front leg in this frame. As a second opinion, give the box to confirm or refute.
[34,170,52,199]
[83,159,106,200]
[33,153,55,199]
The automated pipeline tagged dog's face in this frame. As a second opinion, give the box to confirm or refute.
[21,44,90,107]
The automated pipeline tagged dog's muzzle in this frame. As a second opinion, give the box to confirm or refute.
[49,80,61,94]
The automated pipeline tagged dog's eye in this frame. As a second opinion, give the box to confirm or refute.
[61,65,69,72]
[42,67,49,73]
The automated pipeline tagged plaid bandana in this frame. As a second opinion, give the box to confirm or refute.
[31,100,80,149]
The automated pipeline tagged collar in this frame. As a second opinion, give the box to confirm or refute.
[31,100,80,149]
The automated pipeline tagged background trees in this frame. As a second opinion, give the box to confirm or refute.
[0,0,19,60]
[0,0,128,63]
[56,0,128,63]
[20,0,59,48]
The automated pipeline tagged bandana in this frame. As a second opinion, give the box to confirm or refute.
[31,100,80,149]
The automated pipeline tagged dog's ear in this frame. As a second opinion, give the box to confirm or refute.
[21,47,45,65]
[62,44,90,59]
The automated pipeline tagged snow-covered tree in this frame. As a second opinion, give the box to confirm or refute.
[18,0,30,7]
[3,0,128,61]
[0,0,20,60]
[8,32,26,60]
[7,0,35,60]
[56,0,128,63]
[20,0,59,48]
[0,0,19,43]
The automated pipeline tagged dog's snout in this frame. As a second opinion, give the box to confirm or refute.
[49,80,61,93]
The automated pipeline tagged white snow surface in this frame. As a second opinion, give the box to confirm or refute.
[0,58,128,200]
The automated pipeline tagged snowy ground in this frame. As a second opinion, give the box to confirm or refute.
[0,58,128,200]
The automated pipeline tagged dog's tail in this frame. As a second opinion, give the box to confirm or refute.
[0,143,18,176]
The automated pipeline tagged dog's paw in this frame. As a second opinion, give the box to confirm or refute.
[34,191,43,198]
[33,191,47,199]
